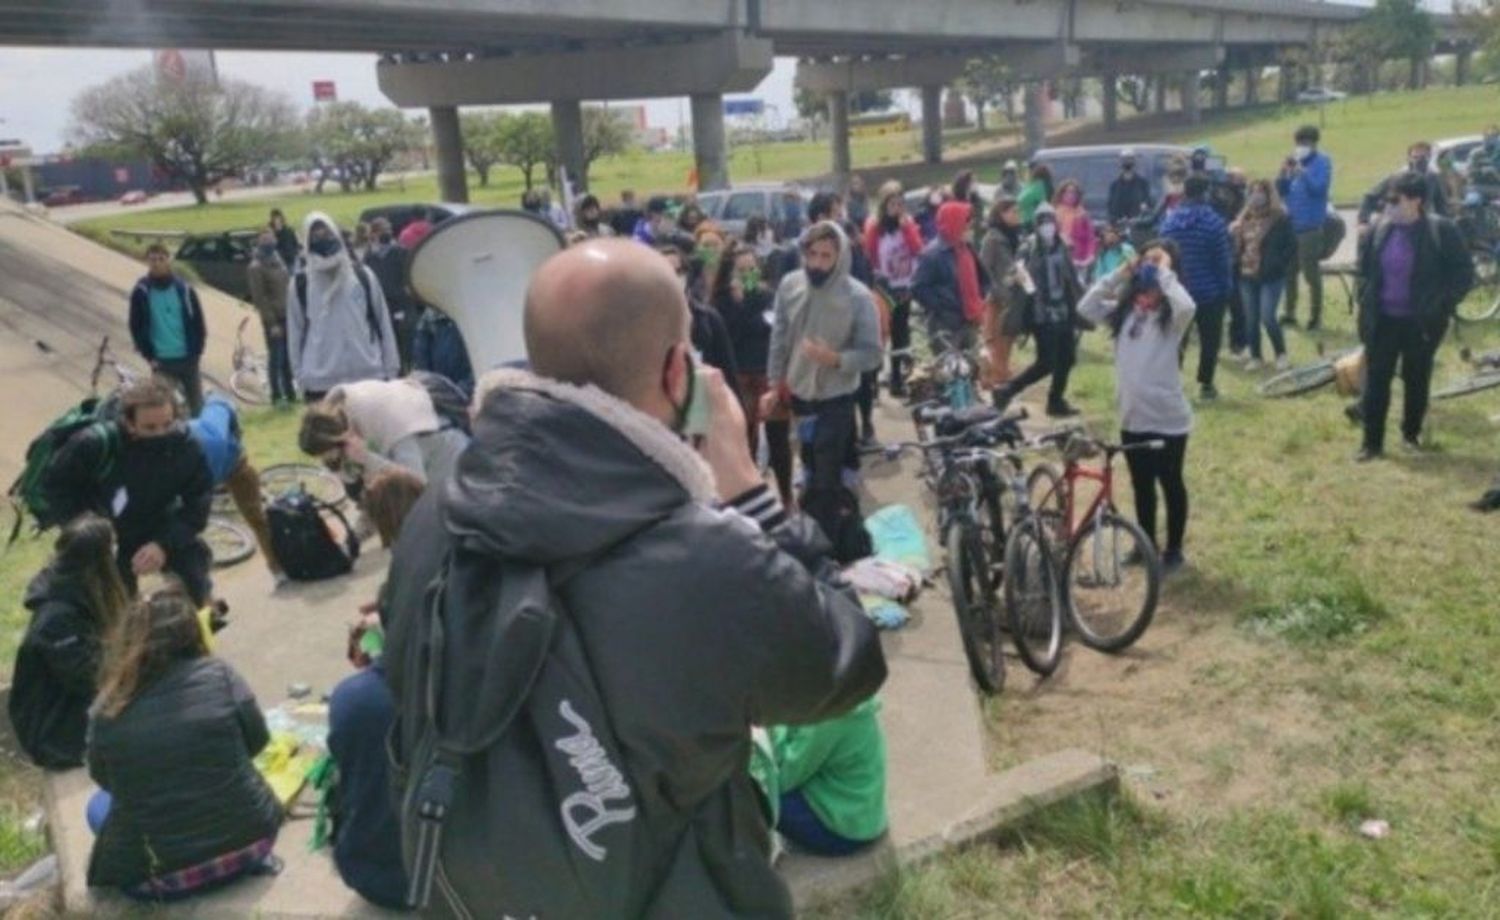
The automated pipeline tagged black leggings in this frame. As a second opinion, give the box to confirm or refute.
[765,419,794,506]
[856,371,877,438]
[1007,322,1075,406]
[1120,430,1189,556]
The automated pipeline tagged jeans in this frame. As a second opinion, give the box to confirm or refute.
[86,789,111,834]
[154,357,204,417]
[856,372,878,440]
[1004,322,1075,407]
[778,789,876,857]
[739,373,794,506]
[1285,229,1324,324]
[1361,313,1440,452]
[1192,299,1227,388]
[791,394,858,542]
[1121,431,1189,556]
[1239,278,1288,360]
[1227,275,1247,353]
[263,329,295,404]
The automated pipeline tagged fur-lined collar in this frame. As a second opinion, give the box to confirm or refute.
[474,368,718,505]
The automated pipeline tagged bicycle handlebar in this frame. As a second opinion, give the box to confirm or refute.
[868,408,1029,459]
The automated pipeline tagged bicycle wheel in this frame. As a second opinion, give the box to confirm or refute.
[1456,246,1500,323]
[230,366,271,405]
[946,523,1006,694]
[1064,512,1160,652]
[1003,517,1064,676]
[211,486,236,516]
[205,517,255,568]
[1257,360,1336,398]
[1432,370,1500,400]
[259,463,347,506]
[1027,463,1065,517]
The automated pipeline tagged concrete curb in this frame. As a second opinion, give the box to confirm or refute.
[784,748,1118,913]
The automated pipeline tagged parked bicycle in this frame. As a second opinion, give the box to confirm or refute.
[1258,345,1363,399]
[1027,431,1163,653]
[1433,348,1500,400]
[908,332,984,441]
[229,316,271,405]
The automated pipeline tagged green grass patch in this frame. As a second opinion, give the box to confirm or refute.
[1238,581,1389,645]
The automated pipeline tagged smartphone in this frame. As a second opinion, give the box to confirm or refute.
[684,368,714,438]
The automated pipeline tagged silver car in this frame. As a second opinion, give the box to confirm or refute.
[695,185,811,240]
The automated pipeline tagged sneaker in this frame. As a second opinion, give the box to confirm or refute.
[1245,358,1263,371]
[1162,550,1187,575]
[1400,437,1422,454]
[1354,447,1383,463]
[1199,384,1219,401]
[1046,399,1082,418]
[1469,490,1500,513]
[1230,348,1247,362]
[1343,403,1364,425]
[1281,315,1299,328]
[1275,354,1291,371]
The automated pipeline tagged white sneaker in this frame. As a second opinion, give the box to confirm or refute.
[1245,358,1263,371]
[1230,348,1247,362]
[1275,355,1291,371]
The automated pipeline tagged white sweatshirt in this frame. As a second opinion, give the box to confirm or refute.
[1078,267,1198,436]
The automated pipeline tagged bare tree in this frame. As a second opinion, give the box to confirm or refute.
[307,101,422,193]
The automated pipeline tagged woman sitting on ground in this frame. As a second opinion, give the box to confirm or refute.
[1078,241,1197,574]
[86,588,283,900]
[9,514,128,770]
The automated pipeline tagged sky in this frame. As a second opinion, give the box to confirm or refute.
[0,48,801,154]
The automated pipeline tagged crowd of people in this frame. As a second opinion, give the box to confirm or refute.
[6,120,1495,912]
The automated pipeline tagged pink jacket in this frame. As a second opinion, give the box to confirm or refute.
[1056,204,1096,265]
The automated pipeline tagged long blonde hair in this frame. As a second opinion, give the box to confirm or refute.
[1238,178,1287,223]
[94,589,207,719]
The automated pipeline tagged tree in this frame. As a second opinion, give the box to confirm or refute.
[959,57,1019,130]
[69,66,297,205]
[1349,0,1437,89]
[578,106,634,189]
[306,101,421,193]
[1457,0,1500,80]
[461,111,508,187]
[498,111,554,191]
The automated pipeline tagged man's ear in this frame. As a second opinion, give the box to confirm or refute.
[664,342,691,404]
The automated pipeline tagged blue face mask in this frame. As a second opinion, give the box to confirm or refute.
[308,236,341,257]
[1134,263,1160,289]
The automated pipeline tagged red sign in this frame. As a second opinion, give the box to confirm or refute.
[114,167,130,183]
[312,80,337,102]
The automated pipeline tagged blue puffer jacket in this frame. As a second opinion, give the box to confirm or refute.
[1161,201,1233,306]
[1276,151,1333,233]
[411,307,474,397]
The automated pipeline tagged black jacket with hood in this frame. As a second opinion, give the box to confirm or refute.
[383,368,886,918]
[1356,214,1475,344]
[8,565,104,769]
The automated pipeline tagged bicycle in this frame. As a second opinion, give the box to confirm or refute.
[985,440,1067,676]
[210,462,346,515]
[229,317,271,405]
[89,336,142,396]
[1257,345,1362,398]
[1028,431,1163,653]
[205,517,256,567]
[909,332,983,441]
[1432,348,1500,400]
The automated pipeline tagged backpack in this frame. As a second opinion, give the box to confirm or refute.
[394,536,665,915]
[1320,209,1347,262]
[267,490,359,581]
[7,397,120,542]
[294,263,381,359]
[409,372,472,436]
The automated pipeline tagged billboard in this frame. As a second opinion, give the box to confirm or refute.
[312,80,338,102]
[723,98,765,117]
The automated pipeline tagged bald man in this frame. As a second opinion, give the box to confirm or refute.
[382,239,886,918]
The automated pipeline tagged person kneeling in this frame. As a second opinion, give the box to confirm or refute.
[758,698,888,857]
[86,589,282,901]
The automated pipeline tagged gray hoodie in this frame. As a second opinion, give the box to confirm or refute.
[286,211,400,394]
[766,221,882,402]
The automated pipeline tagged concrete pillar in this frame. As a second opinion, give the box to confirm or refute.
[550,99,587,194]
[1278,65,1294,103]
[21,166,33,204]
[1154,77,1168,113]
[828,90,851,179]
[1023,82,1046,156]
[1102,73,1119,132]
[1183,72,1201,124]
[429,104,469,204]
[1456,49,1472,86]
[920,84,943,165]
[690,92,729,191]
[1214,64,1230,111]
[1244,66,1259,106]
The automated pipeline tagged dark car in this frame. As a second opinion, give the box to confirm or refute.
[356,202,473,238]
[175,232,256,302]
[1031,144,1227,220]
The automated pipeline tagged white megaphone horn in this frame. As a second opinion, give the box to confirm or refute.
[406,210,565,373]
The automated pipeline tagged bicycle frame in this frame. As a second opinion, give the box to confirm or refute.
[1043,453,1119,543]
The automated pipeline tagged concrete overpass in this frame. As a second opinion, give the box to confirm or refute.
[0,1,1472,196]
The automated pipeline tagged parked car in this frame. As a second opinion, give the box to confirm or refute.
[41,186,86,207]
[175,232,256,302]
[1296,88,1348,103]
[1433,135,1487,178]
[356,202,474,238]
[1030,144,1226,220]
[693,184,811,240]
[118,190,149,205]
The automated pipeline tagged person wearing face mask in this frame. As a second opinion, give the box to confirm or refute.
[1276,124,1334,330]
[127,244,207,416]
[1108,150,1153,225]
[246,230,295,405]
[863,181,924,396]
[764,222,883,555]
[1231,179,1297,371]
[43,379,214,604]
[1018,162,1054,229]
[658,246,741,403]
[362,216,417,374]
[998,160,1023,199]
[287,213,400,402]
[912,200,989,348]
[1053,180,1097,277]
[992,204,1084,418]
[1354,172,1474,462]
[1359,141,1450,229]
[714,244,793,505]
[1078,243,1197,574]
[380,239,885,916]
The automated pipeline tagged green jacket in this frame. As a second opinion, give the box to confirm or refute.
[1018,179,1050,227]
[768,698,887,842]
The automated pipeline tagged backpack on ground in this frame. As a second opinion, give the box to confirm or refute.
[294,263,381,354]
[6,397,120,542]
[267,490,359,581]
[409,371,472,436]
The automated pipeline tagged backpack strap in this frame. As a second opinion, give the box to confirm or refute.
[311,496,360,564]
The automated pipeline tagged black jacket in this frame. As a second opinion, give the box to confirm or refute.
[8,566,103,769]
[42,422,212,555]
[274,225,301,270]
[1108,173,1153,223]
[1358,171,1451,225]
[1239,213,1300,283]
[1023,238,1084,325]
[87,656,282,888]
[912,240,991,334]
[127,276,206,362]
[716,288,774,376]
[362,244,415,315]
[691,301,742,398]
[383,370,885,918]
[1357,214,1475,343]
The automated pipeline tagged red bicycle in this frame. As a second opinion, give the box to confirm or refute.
[1027,432,1163,652]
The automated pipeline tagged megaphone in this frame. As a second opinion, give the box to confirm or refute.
[407,210,564,373]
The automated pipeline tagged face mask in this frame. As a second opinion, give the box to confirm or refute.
[256,243,278,260]
[806,266,833,288]
[1121,162,1135,173]
[1293,145,1311,161]
[1410,157,1429,173]
[1134,263,1160,289]
[1249,193,1268,209]
[739,266,762,293]
[1191,157,1207,171]
[1038,223,1058,244]
[309,236,341,257]
[377,233,393,245]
